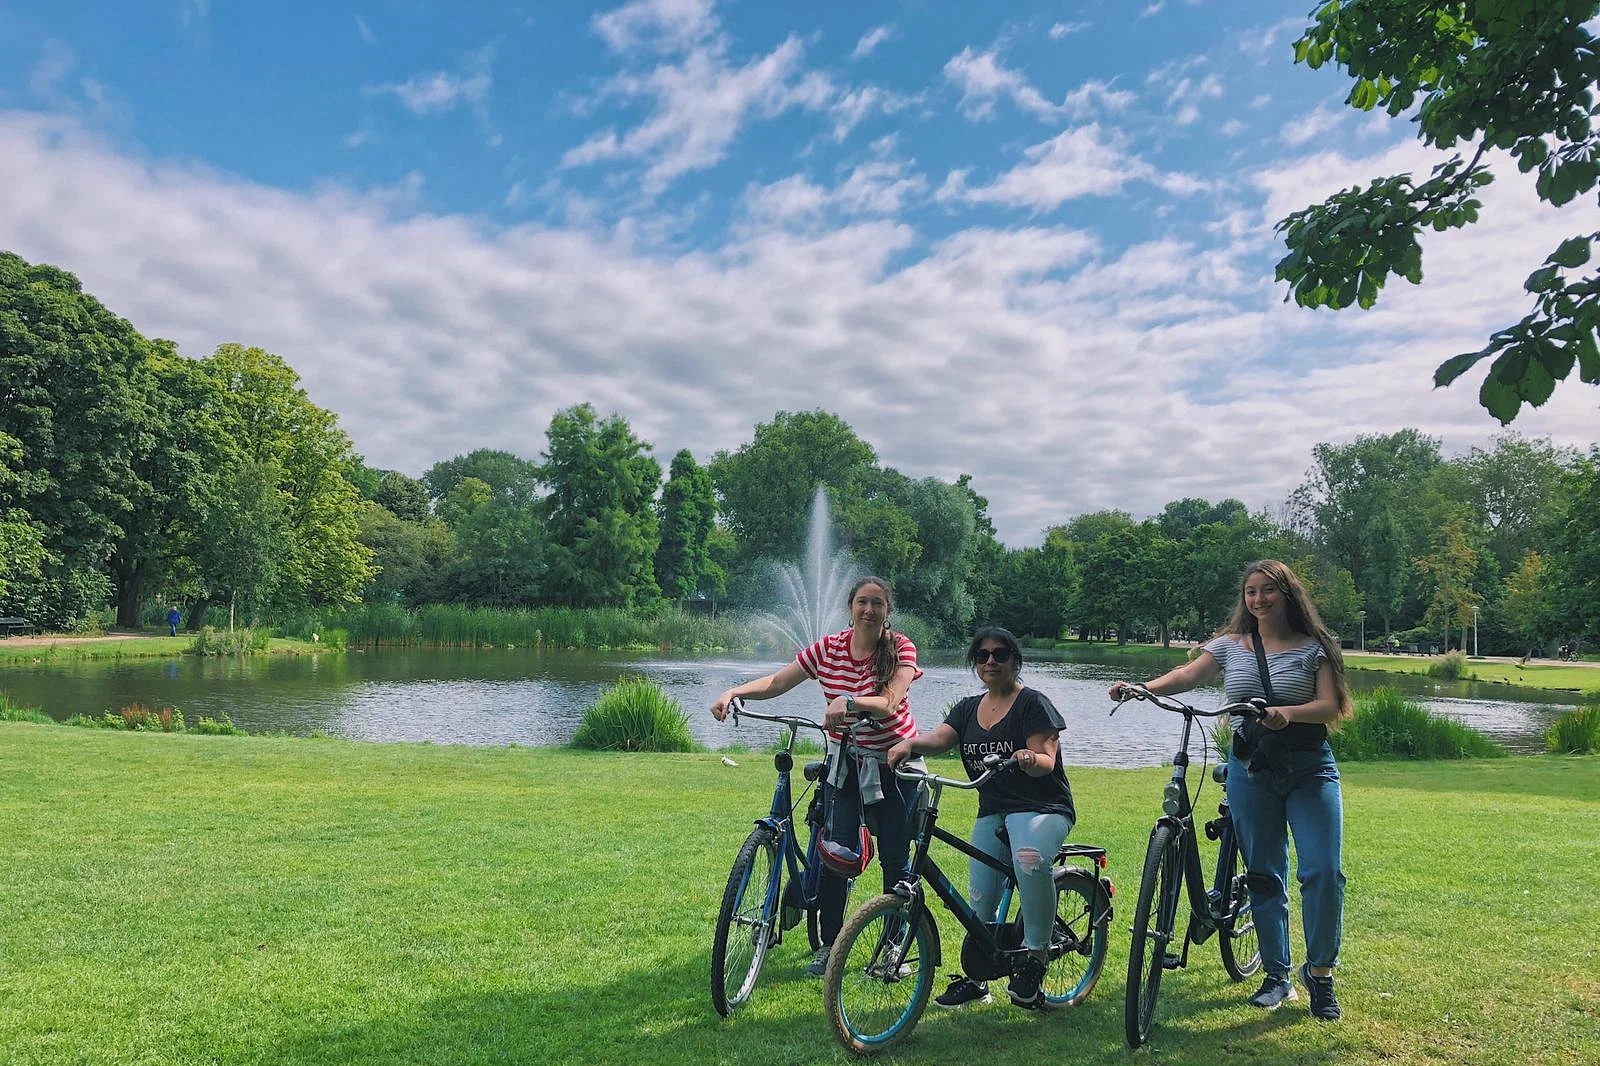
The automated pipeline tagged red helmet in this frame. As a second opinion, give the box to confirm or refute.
[820,825,874,878]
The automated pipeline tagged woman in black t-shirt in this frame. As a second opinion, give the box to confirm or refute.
[887,626,1076,1011]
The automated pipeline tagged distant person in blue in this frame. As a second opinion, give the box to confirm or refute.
[1109,560,1352,1021]
[166,607,181,637]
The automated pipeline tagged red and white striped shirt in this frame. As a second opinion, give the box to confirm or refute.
[796,628,921,753]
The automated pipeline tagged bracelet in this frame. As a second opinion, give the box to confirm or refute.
[845,695,858,720]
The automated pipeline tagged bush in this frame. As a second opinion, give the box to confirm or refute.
[1332,687,1505,760]
[571,676,696,752]
[1427,649,1473,680]
[1546,705,1600,755]
[192,713,246,736]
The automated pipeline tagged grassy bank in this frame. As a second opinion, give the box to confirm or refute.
[1345,652,1600,694]
[0,727,1593,1066]
[0,633,325,668]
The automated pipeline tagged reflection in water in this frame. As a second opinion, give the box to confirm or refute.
[0,648,1576,768]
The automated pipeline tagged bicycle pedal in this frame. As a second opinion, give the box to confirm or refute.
[1161,953,1183,970]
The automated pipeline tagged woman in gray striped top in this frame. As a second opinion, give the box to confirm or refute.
[1109,559,1352,1021]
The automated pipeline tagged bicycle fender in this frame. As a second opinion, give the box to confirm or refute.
[1054,868,1114,927]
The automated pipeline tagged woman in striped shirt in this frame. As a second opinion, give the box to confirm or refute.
[711,576,923,977]
[1108,559,1352,1021]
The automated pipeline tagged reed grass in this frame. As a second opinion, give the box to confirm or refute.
[0,691,51,724]
[570,676,697,753]
[1546,704,1600,755]
[1425,649,1473,681]
[1333,687,1506,761]
[280,604,748,652]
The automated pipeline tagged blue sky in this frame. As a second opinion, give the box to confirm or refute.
[2,1,1597,544]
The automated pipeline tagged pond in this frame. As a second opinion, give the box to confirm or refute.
[0,647,1576,767]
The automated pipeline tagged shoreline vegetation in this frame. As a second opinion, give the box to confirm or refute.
[0,724,1593,1066]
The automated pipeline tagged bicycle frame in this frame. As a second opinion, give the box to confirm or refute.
[892,761,1113,974]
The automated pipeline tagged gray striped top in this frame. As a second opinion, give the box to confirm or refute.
[1201,634,1325,706]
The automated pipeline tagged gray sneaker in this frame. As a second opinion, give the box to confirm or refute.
[804,943,831,978]
[1299,962,1341,1020]
[1248,974,1297,1010]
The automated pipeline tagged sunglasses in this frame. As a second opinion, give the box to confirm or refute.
[972,647,1014,665]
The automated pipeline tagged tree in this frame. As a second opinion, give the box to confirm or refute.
[0,252,155,627]
[892,477,980,637]
[538,404,660,608]
[1292,430,1442,634]
[990,530,1078,639]
[1500,549,1559,652]
[422,450,539,506]
[1459,432,1576,572]
[709,411,877,566]
[655,449,716,602]
[1132,524,1188,647]
[1277,1,1600,421]
[186,344,374,620]
[0,432,46,615]
[374,470,432,524]
[357,501,458,605]
[1548,447,1600,643]
[1412,517,1483,647]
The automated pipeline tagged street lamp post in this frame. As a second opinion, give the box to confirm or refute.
[1470,605,1479,658]
[1358,610,1365,652]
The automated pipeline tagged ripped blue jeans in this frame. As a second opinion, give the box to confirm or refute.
[968,811,1073,951]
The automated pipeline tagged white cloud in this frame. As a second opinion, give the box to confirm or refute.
[369,51,493,116]
[851,24,895,60]
[3,112,1595,547]
[593,0,717,53]
[828,84,919,142]
[940,125,1156,211]
[745,159,928,223]
[567,2,835,194]
[1280,103,1345,147]
[944,47,1132,122]
[179,1,209,29]
[1049,22,1090,40]
[1240,17,1306,59]
[1141,2,1166,17]
[355,14,376,46]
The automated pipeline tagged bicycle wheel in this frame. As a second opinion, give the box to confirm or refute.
[1216,849,1261,981]
[1043,870,1108,1008]
[824,894,936,1055]
[710,826,780,1017]
[1125,823,1182,1048]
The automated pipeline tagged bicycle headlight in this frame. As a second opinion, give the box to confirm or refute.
[1162,782,1183,817]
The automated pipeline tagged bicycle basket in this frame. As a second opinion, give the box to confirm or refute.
[820,825,875,878]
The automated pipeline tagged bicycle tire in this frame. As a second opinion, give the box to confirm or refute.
[710,825,780,1017]
[1043,870,1108,1008]
[824,894,936,1055]
[1216,846,1261,981]
[1125,822,1182,1048]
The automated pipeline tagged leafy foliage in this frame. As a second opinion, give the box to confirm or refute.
[1278,0,1600,421]
[1332,686,1505,760]
[570,676,696,752]
[1546,704,1600,754]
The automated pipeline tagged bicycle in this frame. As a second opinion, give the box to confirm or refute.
[823,754,1114,1055]
[709,699,844,1017]
[1112,685,1266,1048]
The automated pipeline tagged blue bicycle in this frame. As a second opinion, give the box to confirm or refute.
[710,699,844,1016]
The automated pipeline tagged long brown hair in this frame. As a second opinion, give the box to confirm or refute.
[1220,559,1352,720]
[848,575,897,695]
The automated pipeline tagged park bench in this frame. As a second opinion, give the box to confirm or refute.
[0,616,36,637]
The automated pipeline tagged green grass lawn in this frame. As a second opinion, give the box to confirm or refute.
[1346,653,1600,694]
[0,634,324,667]
[1,726,1594,1066]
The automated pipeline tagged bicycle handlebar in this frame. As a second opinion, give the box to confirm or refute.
[1110,684,1266,721]
[892,755,1017,790]
[727,697,828,733]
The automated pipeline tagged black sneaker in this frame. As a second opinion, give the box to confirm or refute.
[803,944,831,978]
[1248,973,1297,1010]
[1008,953,1047,1010]
[934,975,991,1008]
[1299,962,1341,1021]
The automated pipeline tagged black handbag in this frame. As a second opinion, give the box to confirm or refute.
[1233,633,1326,772]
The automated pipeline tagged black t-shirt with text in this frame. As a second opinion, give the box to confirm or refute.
[943,687,1075,822]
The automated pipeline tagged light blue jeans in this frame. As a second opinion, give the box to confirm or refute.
[968,811,1073,951]
[1227,745,1346,976]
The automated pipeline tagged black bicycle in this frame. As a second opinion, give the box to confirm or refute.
[709,699,843,1016]
[1113,685,1265,1048]
[823,754,1114,1055]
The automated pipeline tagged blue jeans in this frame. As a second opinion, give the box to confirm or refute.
[1227,745,1346,976]
[818,759,920,945]
[968,811,1073,951]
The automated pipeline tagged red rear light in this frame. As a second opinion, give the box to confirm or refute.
[1096,853,1108,869]
[1103,877,1116,898]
